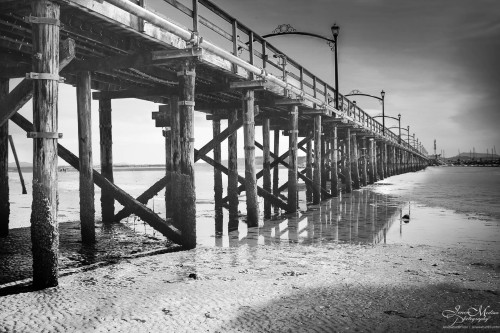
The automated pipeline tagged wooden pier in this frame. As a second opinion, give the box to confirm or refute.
[0,0,428,288]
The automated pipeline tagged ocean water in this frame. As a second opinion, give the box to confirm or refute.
[5,166,500,252]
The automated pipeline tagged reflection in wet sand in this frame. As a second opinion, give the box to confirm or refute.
[211,189,403,248]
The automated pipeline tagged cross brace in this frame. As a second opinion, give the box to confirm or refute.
[10,113,184,245]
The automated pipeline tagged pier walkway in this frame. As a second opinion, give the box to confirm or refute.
[0,0,428,288]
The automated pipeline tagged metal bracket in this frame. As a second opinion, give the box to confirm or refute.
[188,31,203,47]
[24,15,60,26]
[27,132,63,139]
[26,72,64,82]
[176,69,196,77]
[177,101,195,106]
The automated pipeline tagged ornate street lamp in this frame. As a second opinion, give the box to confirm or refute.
[381,90,385,134]
[345,89,387,135]
[331,24,339,109]
[262,24,340,108]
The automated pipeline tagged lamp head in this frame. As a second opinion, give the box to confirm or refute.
[381,90,385,98]
[331,24,339,38]
[398,113,401,119]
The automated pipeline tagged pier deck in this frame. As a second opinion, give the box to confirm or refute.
[0,0,429,288]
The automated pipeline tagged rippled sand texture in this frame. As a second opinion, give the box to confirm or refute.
[0,243,498,332]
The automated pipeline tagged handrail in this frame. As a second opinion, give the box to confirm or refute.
[103,0,427,159]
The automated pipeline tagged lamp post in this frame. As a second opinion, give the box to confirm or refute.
[398,114,401,144]
[331,24,339,109]
[381,90,385,135]
[345,89,386,135]
[262,24,340,108]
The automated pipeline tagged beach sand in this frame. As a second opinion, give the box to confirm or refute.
[0,240,498,332]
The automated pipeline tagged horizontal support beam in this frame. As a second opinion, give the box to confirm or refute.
[64,48,203,73]
[92,83,231,100]
[273,98,305,106]
[229,79,270,90]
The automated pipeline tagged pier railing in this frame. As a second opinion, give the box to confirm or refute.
[104,0,425,157]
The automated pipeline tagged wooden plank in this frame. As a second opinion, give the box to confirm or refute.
[11,112,184,245]
[76,71,95,243]
[0,38,75,127]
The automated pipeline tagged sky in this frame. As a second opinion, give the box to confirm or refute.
[6,0,500,166]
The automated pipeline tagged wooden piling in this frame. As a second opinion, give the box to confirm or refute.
[8,135,27,195]
[175,60,196,248]
[242,89,259,226]
[76,71,95,243]
[30,0,60,288]
[99,98,114,222]
[273,129,280,214]
[372,140,379,182]
[163,104,173,219]
[168,95,181,222]
[213,118,223,234]
[330,126,339,197]
[306,138,313,202]
[377,142,384,180]
[313,115,322,204]
[321,134,328,200]
[0,79,8,237]
[287,105,298,212]
[383,143,388,178]
[262,116,271,218]
[344,129,352,193]
[369,139,376,184]
[351,132,360,190]
[361,138,368,187]
[228,110,239,230]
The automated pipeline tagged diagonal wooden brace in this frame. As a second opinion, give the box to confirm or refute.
[0,38,75,127]
[255,141,331,198]
[10,113,184,246]
[196,149,288,211]
[194,116,243,162]
[221,136,313,204]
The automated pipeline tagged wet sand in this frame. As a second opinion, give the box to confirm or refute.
[0,241,498,332]
[1,187,499,331]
